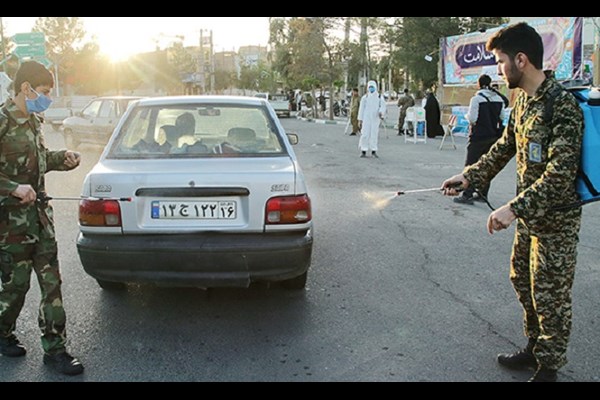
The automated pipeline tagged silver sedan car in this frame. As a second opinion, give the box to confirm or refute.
[76,96,313,291]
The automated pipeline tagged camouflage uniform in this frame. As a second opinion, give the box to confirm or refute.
[0,99,76,355]
[350,95,361,134]
[463,74,583,371]
[397,93,416,132]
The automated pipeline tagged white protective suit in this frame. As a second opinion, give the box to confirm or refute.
[358,81,387,153]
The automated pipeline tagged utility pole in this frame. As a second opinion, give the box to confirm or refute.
[359,17,368,94]
[343,18,351,97]
[210,30,215,94]
[199,30,205,94]
[198,29,214,94]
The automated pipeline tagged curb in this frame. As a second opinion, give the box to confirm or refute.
[295,116,347,126]
[295,116,397,129]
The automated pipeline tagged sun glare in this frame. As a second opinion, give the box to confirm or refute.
[102,38,137,63]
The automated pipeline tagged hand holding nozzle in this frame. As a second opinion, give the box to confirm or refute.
[442,175,470,196]
[397,182,464,197]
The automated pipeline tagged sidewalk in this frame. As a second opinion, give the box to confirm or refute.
[295,101,400,129]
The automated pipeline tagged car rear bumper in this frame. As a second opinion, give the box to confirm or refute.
[76,230,313,288]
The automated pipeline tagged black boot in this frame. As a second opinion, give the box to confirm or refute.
[0,335,27,358]
[360,151,367,158]
[497,338,538,370]
[43,351,84,376]
[371,151,379,159]
[529,366,558,382]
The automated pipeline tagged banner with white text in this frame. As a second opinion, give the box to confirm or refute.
[442,17,583,86]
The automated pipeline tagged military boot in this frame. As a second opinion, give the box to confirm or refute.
[529,366,558,382]
[497,338,538,370]
[0,335,27,358]
[43,351,84,376]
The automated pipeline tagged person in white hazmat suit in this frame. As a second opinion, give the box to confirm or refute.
[358,80,387,158]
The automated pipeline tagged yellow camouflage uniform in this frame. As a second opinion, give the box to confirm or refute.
[0,99,75,355]
[464,74,583,371]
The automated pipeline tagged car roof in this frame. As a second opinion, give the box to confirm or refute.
[93,96,146,101]
[135,96,266,107]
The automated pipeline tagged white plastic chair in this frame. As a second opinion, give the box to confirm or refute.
[404,107,427,144]
[439,114,458,150]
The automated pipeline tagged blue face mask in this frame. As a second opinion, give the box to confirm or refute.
[26,88,53,114]
[369,87,376,94]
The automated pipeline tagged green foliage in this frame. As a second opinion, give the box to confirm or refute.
[387,17,508,90]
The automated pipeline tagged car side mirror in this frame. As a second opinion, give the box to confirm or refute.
[286,133,299,145]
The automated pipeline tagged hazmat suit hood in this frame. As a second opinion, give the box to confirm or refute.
[367,81,378,95]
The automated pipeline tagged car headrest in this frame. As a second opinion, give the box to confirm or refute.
[228,128,256,143]
[161,125,179,144]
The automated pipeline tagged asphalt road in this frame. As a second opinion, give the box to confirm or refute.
[1,116,599,382]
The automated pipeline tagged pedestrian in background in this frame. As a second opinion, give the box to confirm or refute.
[0,61,84,376]
[358,80,387,158]
[453,74,506,205]
[424,89,445,138]
[397,88,415,136]
[349,88,360,136]
[442,22,584,382]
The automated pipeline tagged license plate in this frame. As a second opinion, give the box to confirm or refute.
[151,201,237,220]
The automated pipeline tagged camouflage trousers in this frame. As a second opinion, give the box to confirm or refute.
[0,240,67,355]
[510,218,581,370]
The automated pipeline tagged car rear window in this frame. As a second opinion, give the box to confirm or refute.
[107,103,286,159]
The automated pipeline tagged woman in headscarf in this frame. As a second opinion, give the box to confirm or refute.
[424,89,445,138]
[358,80,387,158]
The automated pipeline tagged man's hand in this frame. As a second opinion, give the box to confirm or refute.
[487,204,517,235]
[442,174,469,196]
[11,185,36,205]
[64,151,81,169]
[358,120,363,131]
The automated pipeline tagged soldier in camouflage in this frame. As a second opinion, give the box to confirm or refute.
[443,23,584,382]
[0,61,84,376]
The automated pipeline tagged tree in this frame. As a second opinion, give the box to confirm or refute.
[67,41,111,95]
[214,70,235,93]
[271,17,352,119]
[33,17,86,94]
[388,17,508,90]
[167,42,196,80]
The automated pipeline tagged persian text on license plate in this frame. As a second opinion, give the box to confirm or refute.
[151,201,237,220]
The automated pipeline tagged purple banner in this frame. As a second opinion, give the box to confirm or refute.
[442,17,583,86]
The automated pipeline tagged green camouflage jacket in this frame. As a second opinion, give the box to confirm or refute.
[464,75,583,234]
[0,100,73,245]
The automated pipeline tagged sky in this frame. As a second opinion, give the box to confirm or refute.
[2,17,271,61]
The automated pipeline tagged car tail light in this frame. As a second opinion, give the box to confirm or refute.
[266,195,312,225]
[79,199,122,227]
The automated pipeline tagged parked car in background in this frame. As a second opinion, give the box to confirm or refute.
[62,96,144,148]
[254,92,291,118]
[43,106,72,131]
[76,96,313,291]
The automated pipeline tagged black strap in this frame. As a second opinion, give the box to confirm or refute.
[580,171,600,197]
[478,93,491,102]
[543,86,564,125]
[0,104,12,141]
